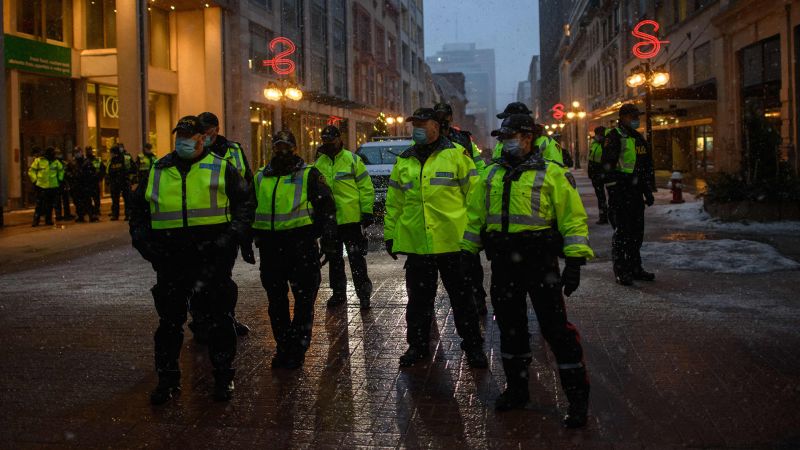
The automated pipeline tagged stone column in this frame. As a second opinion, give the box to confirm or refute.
[116,0,148,150]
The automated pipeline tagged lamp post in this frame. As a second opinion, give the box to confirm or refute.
[625,62,669,146]
[263,79,304,132]
[565,101,587,168]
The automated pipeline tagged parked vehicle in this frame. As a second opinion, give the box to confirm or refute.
[356,137,413,217]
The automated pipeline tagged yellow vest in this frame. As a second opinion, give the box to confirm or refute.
[606,128,636,173]
[28,157,64,189]
[253,166,314,231]
[225,142,247,178]
[145,152,230,229]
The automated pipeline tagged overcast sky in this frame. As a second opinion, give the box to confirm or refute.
[423,0,540,114]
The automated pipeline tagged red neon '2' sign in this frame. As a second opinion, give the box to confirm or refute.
[551,103,565,120]
[262,37,297,75]
[631,20,669,59]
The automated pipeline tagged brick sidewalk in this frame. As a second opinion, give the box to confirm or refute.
[0,174,798,448]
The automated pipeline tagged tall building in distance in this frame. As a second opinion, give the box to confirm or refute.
[538,0,569,122]
[516,55,541,121]
[427,43,496,146]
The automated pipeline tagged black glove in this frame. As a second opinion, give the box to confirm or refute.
[361,213,375,228]
[385,239,398,260]
[320,237,339,266]
[561,257,585,297]
[240,238,256,264]
[644,190,655,207]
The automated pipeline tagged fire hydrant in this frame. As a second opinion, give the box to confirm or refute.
[667,171,685,204]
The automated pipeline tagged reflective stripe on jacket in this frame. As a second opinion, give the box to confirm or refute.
[253,166,314,231]
[28,157,64,188]
[314,149,374,225]
[606,127,636,173]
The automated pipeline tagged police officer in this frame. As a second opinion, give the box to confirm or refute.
[587,126,609,225]
[493,103,565,166]
[85,146,104,222]
[71,148,94,223]
[493,102,534,160]
[28,146,64,226]
[384,107,487,368]
[253,130,338,369]
[433,102,489,316]
[314,125,375,309]
[191,112,254,338]
[54,148,74,221]
[136,143,157,184]
[602,104,656,285]
[461,114,593,428]
[129,116,254,404]
[106,145,133,221]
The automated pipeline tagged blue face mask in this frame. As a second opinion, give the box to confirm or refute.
[630,119,641,129]
[175,138,198,159]
[412,127,429,144]
[203,135,213,147]
[502,139,525,159]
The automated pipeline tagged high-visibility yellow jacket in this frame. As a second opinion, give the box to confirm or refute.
[314,148,374,225]
[138,153,156,173]
[28,157,64,189]
[461,156,594,259]
[605,127,636,174]
[253,165,315,231]
[224,142,248,178]
[384,138,478,255]
[588,141,603,164]
[492,137,563,165]
[145,152,231,229]
[447,128,486,174]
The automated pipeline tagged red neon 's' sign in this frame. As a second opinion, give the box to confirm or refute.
[262,37,297,75]
[631,20,669,59]
[551,103,565,120]
[327,115,344,126]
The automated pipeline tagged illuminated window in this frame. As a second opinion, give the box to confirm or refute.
[148,7,170,69]
[86,0,117,49]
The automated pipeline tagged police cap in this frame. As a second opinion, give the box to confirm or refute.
[497,102,533,119]
[172,116,204,135]
[491,114,535,137]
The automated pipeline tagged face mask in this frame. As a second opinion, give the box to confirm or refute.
[412,127,429,144]
[502,139,525,159]
[203,135,213,147]
[175,138,198,159]
[629,119,641,129]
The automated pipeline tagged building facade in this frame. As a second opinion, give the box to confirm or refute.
[1,0,433,210]
[553,0,799,178]
[426,43,496,146]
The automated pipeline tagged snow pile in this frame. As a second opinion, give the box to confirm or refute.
[641,239,800,274]
[648,194,800,234]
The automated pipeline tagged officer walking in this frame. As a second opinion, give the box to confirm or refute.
[136,143,157,185]
[129,116,254,404]
[461,114,593,428]
[433,102,489,315]
[602,104,656,285]
[314,125,375,309]
[106,145,134,221]
[587,126,609,225]
[253,130,338,369]
[189,112,255,339]
[384,107,487,368]
[28,146,64,226]
[85,146,104,222]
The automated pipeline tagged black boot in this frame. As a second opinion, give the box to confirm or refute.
[150,370,181,405]
[399,346,429,367]
[615,272,634,286]
[560,366,590,428]
[495,357,530,411]
[460,341,488,368]
[476,297,488,316]
[632,267,655,281]
[326,293,347,307]
[233,319,250,337]
[596,213,608,225]
[213,368,235,402]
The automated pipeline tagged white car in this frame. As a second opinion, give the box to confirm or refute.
[356,138,413,216]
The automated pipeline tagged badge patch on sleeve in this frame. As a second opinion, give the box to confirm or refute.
[565,172,577,189]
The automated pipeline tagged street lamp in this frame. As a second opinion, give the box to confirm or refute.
[625,63,669,145]
[564,101,586,168]
[263,81,304,103]
[385,115,404,136]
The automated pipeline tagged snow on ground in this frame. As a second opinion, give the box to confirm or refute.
[641,239,800,274]
[647,192,800,234]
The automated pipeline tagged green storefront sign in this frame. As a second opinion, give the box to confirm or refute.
[4,34,71,77]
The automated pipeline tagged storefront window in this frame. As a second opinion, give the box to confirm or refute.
[301,113,332,162]
[694,125,714,172]
[87,84,120,162]
[86,0,117,49]
[356,121,372,148]
[148,92,173,156]
[149,7,171,69]
[250,104,275,169]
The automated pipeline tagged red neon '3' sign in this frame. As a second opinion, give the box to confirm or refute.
[262,37,297,75]
[632,20,669,59]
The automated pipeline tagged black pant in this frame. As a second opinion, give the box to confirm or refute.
[607,184,645,276]
[109,181,131,218]
[55,186,71,218]
[589,172,608,218]
[33,188,58,224]
[325,223,372,300]
[151,240,238,377]
[489,251,584,365]
[258,236,321,357]
[89,184,101,218]
[404,253,483,349]
[72,186,90,220]
[468,252,487,305]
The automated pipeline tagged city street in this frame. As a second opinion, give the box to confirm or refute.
[1,171,798,448]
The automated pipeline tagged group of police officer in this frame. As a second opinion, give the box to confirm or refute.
[127,100,655,430]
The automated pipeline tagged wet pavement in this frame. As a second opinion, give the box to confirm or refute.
[1,171,799,448]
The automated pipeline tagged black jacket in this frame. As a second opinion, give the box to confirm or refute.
[252,154,337,244]
[209,135,254,184]
[601,123,655,193]
[129,149,255,259]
